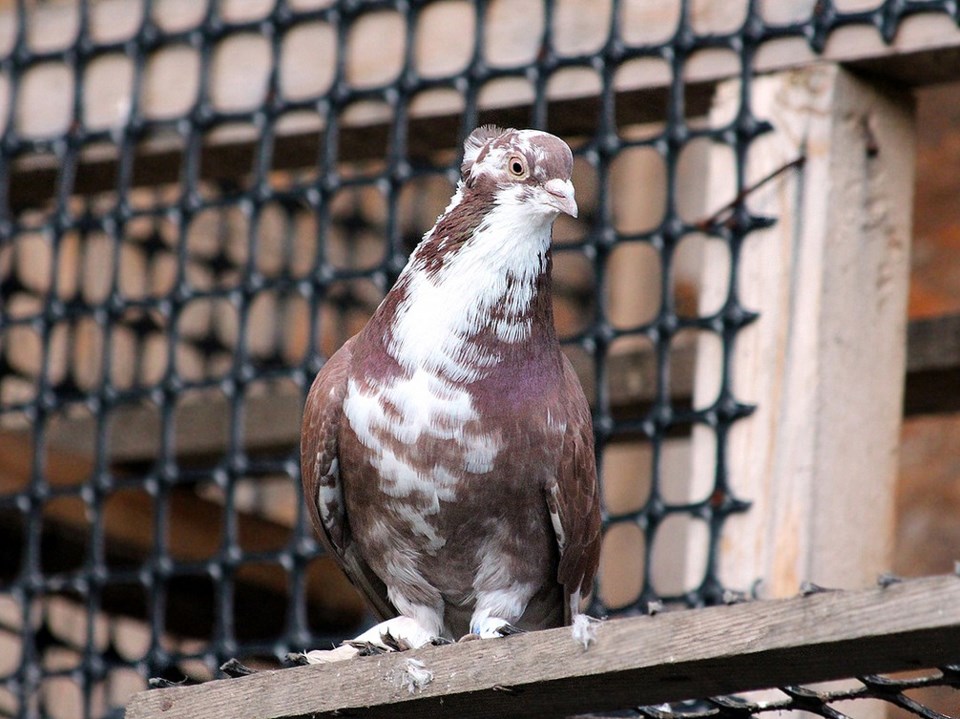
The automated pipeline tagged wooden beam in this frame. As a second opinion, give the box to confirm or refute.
[124,575,960,719]
[8,4,960,208]
[904,313,960,416]
[690,66,915,598]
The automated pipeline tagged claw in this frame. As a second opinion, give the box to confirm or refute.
[344,640,389,656]
[496,623,525,636]
[220,659,257,678]
[469,616,524,639]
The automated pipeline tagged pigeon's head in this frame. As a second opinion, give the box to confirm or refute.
[460,126,577,219]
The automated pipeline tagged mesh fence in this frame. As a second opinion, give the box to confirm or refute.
[638,667,960,719]
[0,0,956,717]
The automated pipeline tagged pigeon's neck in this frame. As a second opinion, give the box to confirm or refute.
[369,195,559,383]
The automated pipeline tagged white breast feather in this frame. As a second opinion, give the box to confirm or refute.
[343,369,503,552]
[341,179,553,554]
[388,187,554,382]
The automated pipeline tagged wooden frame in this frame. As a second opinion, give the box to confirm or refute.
[685,64,915,598]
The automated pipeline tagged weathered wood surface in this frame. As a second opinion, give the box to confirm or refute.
[7,2,960,207]
[689,66,915,599]
[125,575,960,719]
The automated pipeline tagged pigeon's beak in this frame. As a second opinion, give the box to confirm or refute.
[544,178,578,218]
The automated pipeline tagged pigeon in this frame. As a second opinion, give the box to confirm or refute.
[300,126,602,658]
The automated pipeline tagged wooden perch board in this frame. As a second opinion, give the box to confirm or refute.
[125,575,960,719]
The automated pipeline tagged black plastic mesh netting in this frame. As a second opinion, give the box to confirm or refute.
[638,667,960,719]
[0,1,957,717]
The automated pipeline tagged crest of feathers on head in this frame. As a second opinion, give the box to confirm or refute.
[461,125,510,176]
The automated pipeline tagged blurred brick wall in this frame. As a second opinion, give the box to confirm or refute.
[895,82,960,578]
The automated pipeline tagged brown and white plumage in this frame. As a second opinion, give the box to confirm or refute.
[300,126,601,651]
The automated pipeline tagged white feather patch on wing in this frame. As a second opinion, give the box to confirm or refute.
[314,451,341,532]
[546,482,566,553]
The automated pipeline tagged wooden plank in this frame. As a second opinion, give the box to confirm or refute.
[690,66,915,599]
[905,366,960,416]
[7,4,960,207]
[124,575,960,719]
[904,313,960,415]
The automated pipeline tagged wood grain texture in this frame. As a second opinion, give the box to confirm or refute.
[125,575,960,719]
[691,66,915,599]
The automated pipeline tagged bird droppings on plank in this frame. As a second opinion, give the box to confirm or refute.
[387,658,434,694]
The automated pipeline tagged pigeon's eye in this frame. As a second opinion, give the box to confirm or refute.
[507,155,527,178]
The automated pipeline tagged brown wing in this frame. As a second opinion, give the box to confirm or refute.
[546,354,603,623]
[300,337,395,621]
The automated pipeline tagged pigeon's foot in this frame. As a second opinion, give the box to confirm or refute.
[468,616,525,639]
[299,617,437,664]
[300,644,361,664]
[350,616,438,652]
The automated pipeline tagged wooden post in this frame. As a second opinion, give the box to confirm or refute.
[690,66,916,597]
